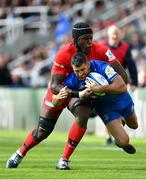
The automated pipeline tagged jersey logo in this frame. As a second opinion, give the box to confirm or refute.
[44,100,55,107]
[105,65,116,78]
[54,62,65,69]
[105,49,115,61]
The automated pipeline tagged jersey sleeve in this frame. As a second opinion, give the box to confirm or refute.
[98,45,117,64]
[64,73,85,90]
[104,65,118,82]
[51,51,69,76]
[64,74,74,89]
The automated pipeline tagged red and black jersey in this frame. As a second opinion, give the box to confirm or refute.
[51,42,116,76]
[101,40,138,86]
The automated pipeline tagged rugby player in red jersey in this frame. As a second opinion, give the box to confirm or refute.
[6,22,128,170]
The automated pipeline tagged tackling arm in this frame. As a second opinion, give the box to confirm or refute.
[50,73,87,98]
[111,60,129,84]
[50,73,66,94]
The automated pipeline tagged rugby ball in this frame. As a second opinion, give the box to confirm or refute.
[86,72,109,96]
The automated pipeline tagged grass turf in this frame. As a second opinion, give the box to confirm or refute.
[0,130,146,179]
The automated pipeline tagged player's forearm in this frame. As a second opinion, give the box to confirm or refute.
[93,76,127,94]
[50,73,66,94]
[51,84,64,94]
[98,83,127,93]
[112,60,129,84]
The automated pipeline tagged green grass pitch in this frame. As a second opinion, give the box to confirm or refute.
[0,130,146,179]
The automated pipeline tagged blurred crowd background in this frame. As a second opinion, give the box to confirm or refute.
[0,0,146,88]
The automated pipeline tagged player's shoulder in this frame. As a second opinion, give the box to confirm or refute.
[66,71,75,78]
[65,71,79,87]
[54,42,76,64]
[120,41,129,48]
[56,42,75,56]
[92,41,108,51]
[90,60,109,77]
[90,60,108,67]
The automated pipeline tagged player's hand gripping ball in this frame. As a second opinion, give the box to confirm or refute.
[86,72,109,96]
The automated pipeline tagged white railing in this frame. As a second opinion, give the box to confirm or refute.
[0,17,24,44]
[15,6,50,33]
[0,6,51,44]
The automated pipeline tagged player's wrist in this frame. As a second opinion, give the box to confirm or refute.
[79,91,85,99]
[70,91,79,98]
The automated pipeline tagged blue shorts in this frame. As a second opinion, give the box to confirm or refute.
[94,97,134,125]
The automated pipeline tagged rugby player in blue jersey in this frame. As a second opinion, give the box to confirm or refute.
[54,51,138,169]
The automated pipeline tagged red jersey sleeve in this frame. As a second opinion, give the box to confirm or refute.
[51,52,68,75]
[51,50,73,76]
[96,43,117,64]
[51,43,74,76]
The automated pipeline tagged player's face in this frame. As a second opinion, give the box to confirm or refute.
[72,62,90,80]
[78,34,93,55]
[108,28,121,46]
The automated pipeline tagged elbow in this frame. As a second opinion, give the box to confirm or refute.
[50,84,58,94]
[122,86,127,93]
[120,83,127,93]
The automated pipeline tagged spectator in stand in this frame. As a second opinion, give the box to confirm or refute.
[100,25,138,144]
[0,55,12,86]
[130,33,145,52]
[138,69,146,87]
[10,61,31,87]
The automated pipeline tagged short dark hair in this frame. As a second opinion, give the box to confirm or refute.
[71,52,87,67]
[72,22,93,48]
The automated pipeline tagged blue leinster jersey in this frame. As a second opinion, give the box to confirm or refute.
[64,60,132,106]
